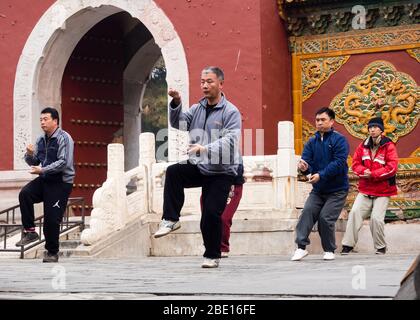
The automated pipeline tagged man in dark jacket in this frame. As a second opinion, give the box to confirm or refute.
[292,107,349,261]
[15,107,75,263]
[341,117,398,255]
[153,66,242,268]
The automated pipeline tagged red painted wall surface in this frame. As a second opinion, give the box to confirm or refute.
[157,0,280,156]
[260,0,292,154]
[158,0,292,156]
[303,51,420,158]
[0,0,53,170]
[0,0,290,170]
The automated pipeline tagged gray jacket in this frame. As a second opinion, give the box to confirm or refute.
[24,128,75,184]
[170,94,242,176]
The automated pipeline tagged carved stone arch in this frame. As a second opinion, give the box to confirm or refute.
[13,0,189,170]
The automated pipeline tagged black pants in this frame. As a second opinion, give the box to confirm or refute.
[19,177,72,254]
[163,161,234,259]
[295,190,348,252]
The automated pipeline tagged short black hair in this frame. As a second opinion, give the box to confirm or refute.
[315,107,335,120]
[41,107,60,125]
[202,66,224,81]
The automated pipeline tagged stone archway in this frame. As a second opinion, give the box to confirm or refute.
[13,0,189,170]
[123,39,162,171]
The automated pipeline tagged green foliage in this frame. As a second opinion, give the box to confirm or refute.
[141,57,168,160]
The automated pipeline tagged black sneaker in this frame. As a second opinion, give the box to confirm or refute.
[43,252,59,263]
[15,232,40,247]
[375,247,386,255]
[340,245,353,255]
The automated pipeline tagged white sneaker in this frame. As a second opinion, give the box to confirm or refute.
[323,252,335,260]
[201,258,220,268]
[221,252,229,258]
[291,248,308,261]
[153,219,181,238]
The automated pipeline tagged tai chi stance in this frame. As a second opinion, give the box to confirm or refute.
[341,117,398,255]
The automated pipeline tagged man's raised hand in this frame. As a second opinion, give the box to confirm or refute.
[26,144,35,156]
[168,89,181,105]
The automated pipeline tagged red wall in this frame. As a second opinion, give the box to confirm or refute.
[260,0,292,155]
[157,0,288,156]
[0,0,53,170]
[0,0,290,170]
[303,51,420,158]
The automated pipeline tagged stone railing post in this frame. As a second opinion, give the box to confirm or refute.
[81,143,128,245]
[107,143,128,224]
[139,132,156,169]
[139,132,156,214]
[275,121,297,218]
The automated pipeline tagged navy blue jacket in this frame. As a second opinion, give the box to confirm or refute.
[301,129,349,193]
[24,128,75,184]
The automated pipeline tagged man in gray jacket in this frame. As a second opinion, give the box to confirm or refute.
[15,107,75,263]
[154,66,242,268]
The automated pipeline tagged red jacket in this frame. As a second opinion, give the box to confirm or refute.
[352,136,398,197]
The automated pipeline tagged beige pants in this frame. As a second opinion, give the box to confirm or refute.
[342,193,389,249]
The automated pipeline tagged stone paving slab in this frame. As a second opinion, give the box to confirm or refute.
[0,254,415,300]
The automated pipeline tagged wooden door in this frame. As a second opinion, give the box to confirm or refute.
[61,15,125,215]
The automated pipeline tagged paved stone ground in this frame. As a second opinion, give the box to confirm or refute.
[0,253,415,300]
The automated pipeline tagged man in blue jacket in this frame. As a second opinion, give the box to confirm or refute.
[153,66,242,268]
[15,107,75,263]
[292,107,349,261]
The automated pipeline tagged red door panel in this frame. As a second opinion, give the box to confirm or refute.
[62,15,125,215]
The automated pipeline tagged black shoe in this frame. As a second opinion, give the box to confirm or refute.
[15,232,40,247]
[341,245,353,255]
[43,252,59,263]
[375,247,386,255]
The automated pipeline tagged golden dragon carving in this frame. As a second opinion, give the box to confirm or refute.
[330,61,419,141]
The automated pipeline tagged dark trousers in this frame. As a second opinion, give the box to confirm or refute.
[163,162,234,259]
[295,190,348,252]
[19,177,72,254]
[200,184,243,253]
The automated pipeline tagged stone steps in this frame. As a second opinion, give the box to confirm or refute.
[150,214,420,257]
[24,226,86,259]
[13,211,420,259]
[58,240,81,249]
[150,213,298,256]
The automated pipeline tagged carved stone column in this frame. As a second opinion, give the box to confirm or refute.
[275,121,298,218]
[139,132,156,168]
[123,79,144,172]
[81,144,129,245]
[139,132,156,214]
[107,143,128,225]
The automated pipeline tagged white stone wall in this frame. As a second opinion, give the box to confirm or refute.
[0,171,33,211]
[81,122,299,244]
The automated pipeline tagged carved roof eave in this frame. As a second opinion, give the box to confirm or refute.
[277,0,420,37]
[289,24,420,56]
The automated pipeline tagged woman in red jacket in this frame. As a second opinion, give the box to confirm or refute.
[341,117,398,255]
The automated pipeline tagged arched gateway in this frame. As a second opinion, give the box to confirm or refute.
[13,0,189,212]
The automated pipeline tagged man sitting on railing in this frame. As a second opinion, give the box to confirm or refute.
[15,107,75,263]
